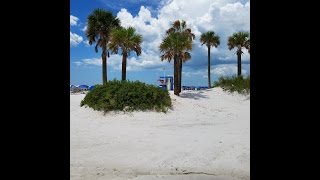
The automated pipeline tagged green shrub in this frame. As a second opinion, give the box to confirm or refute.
[80,80,172,113]
[213,75,250,95]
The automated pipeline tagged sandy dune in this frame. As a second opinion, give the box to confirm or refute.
[70,88,250,180]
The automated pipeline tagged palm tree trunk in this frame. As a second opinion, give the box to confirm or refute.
[179,58,182,93]
[102,48,107,84]
[208,46,211,88]
[176,58,180,93]
[174,56,179,96]
[122,53,127,81]
[237,50,241,76]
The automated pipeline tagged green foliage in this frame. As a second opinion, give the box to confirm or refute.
[227,31,250,55]
[213,75,250,95]
[200,31,220,48]
[109,27,142,56]
[80,80,172,113]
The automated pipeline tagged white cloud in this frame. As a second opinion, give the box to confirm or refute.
[73,55,122,68]
[74,61,84,66]
[182,70,207,78]
[126,52,167,71]
[73,51,167,71]
[83,40,90,47]
[213,64,249,76]
[70,15,79,26]
[213,64,238,76]
[73,57,104,67]
[182,63,250,79]
[115,0,250,71]
[70,31,83,47]
[74,57,107,67]
[81,25,87,32]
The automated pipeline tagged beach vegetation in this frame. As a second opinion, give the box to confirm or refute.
[80,80,172,113]
[213,75,250,94]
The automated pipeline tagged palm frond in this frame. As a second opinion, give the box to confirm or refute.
[109,26,143,57]
[227,31,250,52]
[86,9,120,54]
[200,31,220,48]
[159,30,193,63]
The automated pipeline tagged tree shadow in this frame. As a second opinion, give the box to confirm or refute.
[179,91,208,100]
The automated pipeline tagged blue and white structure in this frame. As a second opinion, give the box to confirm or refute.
[158,76,173,91]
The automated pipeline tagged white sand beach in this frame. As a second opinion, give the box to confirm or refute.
[70,88,250,180]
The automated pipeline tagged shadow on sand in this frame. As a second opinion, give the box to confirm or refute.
[179,91,208,100]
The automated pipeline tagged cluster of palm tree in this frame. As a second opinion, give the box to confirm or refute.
[86,9,142,84]
[200,31,250,88]
[159,20,195,96]
[85,9,250,96]
[159,21,249,95]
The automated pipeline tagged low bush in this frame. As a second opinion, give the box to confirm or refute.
[80,80,172,113]
[213,75,250,94]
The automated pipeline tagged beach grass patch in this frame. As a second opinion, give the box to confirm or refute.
[213,75,250,94]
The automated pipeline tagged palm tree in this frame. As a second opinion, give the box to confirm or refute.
[160,31,193,96]
[200,31,220,88]
[86,9,120,84]
[227,31,250,76]
[164,20,195,93]
[109,27,142,81]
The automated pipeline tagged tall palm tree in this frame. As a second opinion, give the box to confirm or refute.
[160,31,192,96]
[165,20,195,93]
[200,31,220,88]
[86,9,120,84]
[109,27,142,81]
[227,31,250,76]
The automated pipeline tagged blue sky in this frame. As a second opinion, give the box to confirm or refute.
[70,0,250,86]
